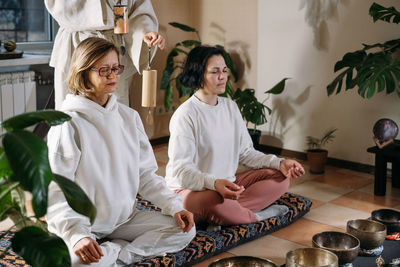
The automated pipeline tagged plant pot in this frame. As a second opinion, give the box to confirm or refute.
[248,129,261,147]
[307,149,328,174]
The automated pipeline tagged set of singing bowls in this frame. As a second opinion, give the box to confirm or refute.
[371,209,400,234]
[286,248,338,267]
[346,219,386,249]
[208,256,278,267]
[312,231,359,265]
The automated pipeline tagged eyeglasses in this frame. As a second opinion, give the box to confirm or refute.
[90,65,124,77]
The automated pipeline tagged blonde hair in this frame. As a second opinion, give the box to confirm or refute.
[67,37,120,96]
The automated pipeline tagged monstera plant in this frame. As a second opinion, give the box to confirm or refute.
[160,22,238,110]
[327,2,400,98]
[0,110,96,267]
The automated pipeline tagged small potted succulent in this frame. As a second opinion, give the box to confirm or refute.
[306,128,338,174]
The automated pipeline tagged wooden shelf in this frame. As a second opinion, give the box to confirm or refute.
[0,53,50,67]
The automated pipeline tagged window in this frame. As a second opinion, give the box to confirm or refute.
[0,0,54,43]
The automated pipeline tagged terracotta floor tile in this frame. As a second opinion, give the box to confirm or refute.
[304,203,370,229]
[309,198,325,209]
[288,181,352,202]
[228,235,305,265]
[336,168,373,179]
[289,171,319,187]
[313,171,373,190]
[358,182,400,201]
[271,218,344,247]
[153,150,169,164]
[192,252,235,267]
[331,191,400,213]
[155,165,166,177]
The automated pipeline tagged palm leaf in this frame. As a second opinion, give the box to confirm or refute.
[11,226,70,267]
[169,22,197,32]
[2,131,52,218]
[265,78,290,94]
[369,3,400,24]
[1,110,70,131]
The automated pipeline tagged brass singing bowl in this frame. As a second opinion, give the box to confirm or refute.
[312,231,359,265]
[208,256,278,267]
[371,209,400,234]
[286,248,338,267]
[346,219,386,249]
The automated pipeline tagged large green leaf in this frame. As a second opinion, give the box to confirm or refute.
[1,110,71,131]
[265,78,290,94]
[181,40,201,48]
[169,22,197,32]
[164,85,174,111]
[356,52,400,98]
[11,226,70,267]
[53,174,97,224]
[0,147,13,178]
[369,2,400,24]
[0,186,13,221]
[2,130,52,217]
[233,88,269,126]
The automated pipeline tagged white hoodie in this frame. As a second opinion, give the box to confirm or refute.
[46,94,183,247]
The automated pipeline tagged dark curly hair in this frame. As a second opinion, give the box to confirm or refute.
[180,46,225,90]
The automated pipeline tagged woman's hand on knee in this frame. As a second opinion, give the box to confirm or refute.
[174,210,195,233]
[280,159,305,179]
[73,237,103,264]
[214,179,245,200]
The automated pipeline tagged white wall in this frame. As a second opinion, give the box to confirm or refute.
[257,0,400,165]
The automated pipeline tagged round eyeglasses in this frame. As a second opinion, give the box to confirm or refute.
[90,65,125,77]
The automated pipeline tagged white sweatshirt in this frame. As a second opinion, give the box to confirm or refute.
[165,96,283,191]
[46,94,183,247]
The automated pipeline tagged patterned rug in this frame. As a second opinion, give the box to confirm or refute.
[0,192,312,267]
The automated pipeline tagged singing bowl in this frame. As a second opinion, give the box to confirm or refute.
[208,256,278,267]
[286,248,338,267]
[371,209,400,234]
[312,231,359,265]
[346,219,386,249]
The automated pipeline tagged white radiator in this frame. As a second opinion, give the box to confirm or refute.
[0,71,36,132]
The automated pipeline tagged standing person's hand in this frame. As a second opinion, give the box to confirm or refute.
[73,237,103,264]
[280,159,305,179]
[214,179,245,200]
[143,32,165,50]
[174,210,194,232]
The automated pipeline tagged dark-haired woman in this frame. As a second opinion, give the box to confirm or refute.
[165,46,305,227]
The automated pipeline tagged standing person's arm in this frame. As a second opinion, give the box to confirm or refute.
[126,0,160,73]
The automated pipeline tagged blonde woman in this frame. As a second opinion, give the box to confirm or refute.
[46,37,195,267]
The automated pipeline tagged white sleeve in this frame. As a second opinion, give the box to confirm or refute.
[135,115,184,217]
[167,112,218,191]
[126,0,159,73]
[236,107,284,170]
[45,122,94,247]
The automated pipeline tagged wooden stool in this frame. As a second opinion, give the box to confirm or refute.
[367,140,400,196]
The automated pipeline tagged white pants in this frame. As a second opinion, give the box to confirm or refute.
[54,69,131,109]
[70,209,196,267]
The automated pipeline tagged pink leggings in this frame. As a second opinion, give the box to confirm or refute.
[177,168,290,226]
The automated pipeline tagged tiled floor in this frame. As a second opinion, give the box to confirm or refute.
[2,144,399,266]
[153,144,400,266]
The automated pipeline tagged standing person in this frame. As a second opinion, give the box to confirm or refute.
[165,46,305,228]
[45,0,165,108]
[46,37,195,267]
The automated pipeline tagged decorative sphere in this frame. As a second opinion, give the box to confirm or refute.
[373,118,398,143]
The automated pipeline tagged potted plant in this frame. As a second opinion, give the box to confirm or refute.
[232,78,290,146]
[0,110,96,267]
[306,128,338,174]
[327,2,400,99]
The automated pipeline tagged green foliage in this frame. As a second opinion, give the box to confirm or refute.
[0,110,96,267]
[232,78,290,131]
[327,2,400,98]
[306,128,338,150]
